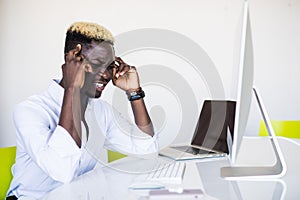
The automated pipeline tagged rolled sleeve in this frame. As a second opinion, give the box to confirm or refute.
[14,103,82,183]
[94,100,158,156]
[45,125,82,182]
[48,125,81,158]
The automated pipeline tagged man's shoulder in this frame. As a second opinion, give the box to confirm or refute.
[15,80,60,110]
[14,88,55,115]
[17,90,48,105]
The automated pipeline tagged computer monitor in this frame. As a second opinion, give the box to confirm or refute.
[221,0,287,179]
[229,0,254,165]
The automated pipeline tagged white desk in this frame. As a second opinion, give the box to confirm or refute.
[196,137,300,200]
[43,137,300,200]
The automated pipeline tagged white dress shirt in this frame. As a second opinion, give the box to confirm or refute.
[7,80,158,200]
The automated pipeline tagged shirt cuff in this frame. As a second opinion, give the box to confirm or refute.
[48,125,81,158]
[136,133,159,153]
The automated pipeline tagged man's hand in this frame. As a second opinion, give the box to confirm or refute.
[62,44,86,89]
[112,57,154,137]
[112,57,140,91]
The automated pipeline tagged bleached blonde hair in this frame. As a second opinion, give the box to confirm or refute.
[67,22,114,44]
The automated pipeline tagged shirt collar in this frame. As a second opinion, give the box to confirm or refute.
[47,79,98,108]
[47,79,64,106]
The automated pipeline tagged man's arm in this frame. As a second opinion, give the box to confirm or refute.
[59,86,82,147]
[130,98,154,137]
[113,57,154,137]
[59,45,85,147]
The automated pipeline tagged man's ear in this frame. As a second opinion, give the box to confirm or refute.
[74,44,82,56]
[64,44,83,61]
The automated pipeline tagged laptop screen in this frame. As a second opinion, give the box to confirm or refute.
[191,100,236,154]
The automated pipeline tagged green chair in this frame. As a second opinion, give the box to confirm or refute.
[0,146,16,200]
[259,120,300,139]
[107,150,126,163]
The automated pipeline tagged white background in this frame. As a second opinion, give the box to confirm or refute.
[0,0,299,147]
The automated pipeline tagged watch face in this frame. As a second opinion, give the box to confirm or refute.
[128,89,145,101]
[131,91,138,96]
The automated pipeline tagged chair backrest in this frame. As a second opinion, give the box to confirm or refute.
[107,150,126,163]
[0,146,16,200]
[259,120,300,139]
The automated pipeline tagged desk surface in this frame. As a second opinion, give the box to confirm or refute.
[43,137,300,200]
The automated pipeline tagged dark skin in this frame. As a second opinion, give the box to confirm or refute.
[59,41,154,147]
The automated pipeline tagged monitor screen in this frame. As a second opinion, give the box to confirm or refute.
[221,1,286,179]
[230,0,254,164]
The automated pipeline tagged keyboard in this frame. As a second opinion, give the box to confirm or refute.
[172,146,216,155]
[145,161,186,184]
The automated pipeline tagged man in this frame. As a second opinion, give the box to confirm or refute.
[6,22,158,200]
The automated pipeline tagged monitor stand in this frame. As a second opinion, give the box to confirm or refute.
[221,88,287,179]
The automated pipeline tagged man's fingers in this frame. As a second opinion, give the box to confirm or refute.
[115,56,124,63]
[112,67,117,85]
[115,57,132,76]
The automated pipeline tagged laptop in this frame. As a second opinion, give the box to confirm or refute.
[159,100,236,161]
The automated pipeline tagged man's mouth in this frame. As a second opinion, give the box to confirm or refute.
[96,83,104,87]
[95,82,106,91]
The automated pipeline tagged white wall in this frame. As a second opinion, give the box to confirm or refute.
[0,0,299,147]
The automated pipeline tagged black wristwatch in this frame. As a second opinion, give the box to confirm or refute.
[126,87,145,101]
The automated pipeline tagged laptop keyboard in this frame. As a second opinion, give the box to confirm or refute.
[172,146,215,155]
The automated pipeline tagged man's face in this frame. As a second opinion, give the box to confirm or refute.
[81,41,115,98]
